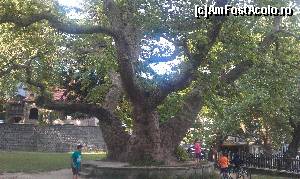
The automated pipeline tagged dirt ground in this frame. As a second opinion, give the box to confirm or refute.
[0,161,129,179]
[0,169,74,179]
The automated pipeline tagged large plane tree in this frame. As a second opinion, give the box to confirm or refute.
[0,0,299,163]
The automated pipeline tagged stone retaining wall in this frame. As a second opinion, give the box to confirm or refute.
[81,161,216,179]
[0,124,106,152]
[248,167,300,178]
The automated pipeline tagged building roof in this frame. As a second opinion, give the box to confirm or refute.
[53,88,67,101]
[222,135,247,146]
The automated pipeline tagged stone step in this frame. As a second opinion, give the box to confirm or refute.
[79,171,90,178]
[81,167,94,174]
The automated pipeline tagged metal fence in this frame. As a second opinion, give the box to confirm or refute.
[240,153,300,173]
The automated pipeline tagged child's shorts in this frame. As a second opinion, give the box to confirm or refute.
[72,167,80,175]
[195,153,201,159]
[220,167,228,174]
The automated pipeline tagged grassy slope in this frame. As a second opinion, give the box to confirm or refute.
[0,151,105,173]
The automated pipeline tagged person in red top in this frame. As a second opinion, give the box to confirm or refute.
[218,152,230,176]
[194,139,201,163]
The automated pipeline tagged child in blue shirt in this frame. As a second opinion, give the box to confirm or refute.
[71,144,83,179]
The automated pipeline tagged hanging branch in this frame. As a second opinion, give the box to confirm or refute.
[219,16,285,84]
[150,3,227,108]
[0,12,117,38]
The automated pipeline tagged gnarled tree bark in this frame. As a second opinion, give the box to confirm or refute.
[160,86,205,162]
[286,123,300,158]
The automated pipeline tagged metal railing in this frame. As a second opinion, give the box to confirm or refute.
[240,153,300,173]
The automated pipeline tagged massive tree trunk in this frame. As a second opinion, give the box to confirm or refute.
[286,123,300,158]
[98,116,130,161]
[126,86,205,163]
[283,123,300,170]
[160,86,205,162]
[127,106,162,162]
[261,133,273,156]
[100,71,131,161]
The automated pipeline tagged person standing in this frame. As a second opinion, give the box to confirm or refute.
[194,139,201,163]
[218,152,230,177]
[231,153,243,173]
[71,144,83,179]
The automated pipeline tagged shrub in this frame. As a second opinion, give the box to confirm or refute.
[175,146,190,162]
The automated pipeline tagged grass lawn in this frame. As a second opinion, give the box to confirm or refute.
[0,151,105,173]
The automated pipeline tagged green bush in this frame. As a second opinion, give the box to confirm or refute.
[175,146,190,162]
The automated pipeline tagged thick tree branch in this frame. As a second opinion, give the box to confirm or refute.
[113,35,145,104]
[151,6,227,107]
[41,71,129,160]
[37,94,130,160]
[2,55,124,122]
[160,7,286,152]
[38,100,110,119]
[2,54,120,125]
[160,85,204,153]
[219,16,285,84]
[0,12,117,37]
[103,70,124,112]
[103,0,122,31]
[103,0,145,104]
[0,57,111,119]
[22,57,130,160]
[220,60,254,84]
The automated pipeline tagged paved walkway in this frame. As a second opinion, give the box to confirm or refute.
[0,161,211,179]
[0,161,129,179]
[0,169,72,179]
